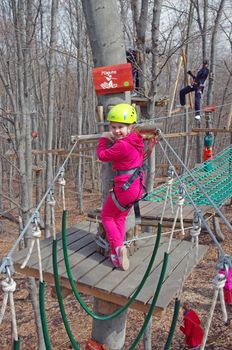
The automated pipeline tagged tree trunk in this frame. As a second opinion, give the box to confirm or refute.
[146,0,163,193]
[45,0,59,238]
[81,0,130,348]
[207,0,226,107]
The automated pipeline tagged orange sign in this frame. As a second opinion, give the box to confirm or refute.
[92,63,134,95]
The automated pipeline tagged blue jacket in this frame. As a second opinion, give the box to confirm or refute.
[188,66,209,87]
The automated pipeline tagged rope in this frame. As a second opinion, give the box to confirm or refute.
[160,166,175,224]
[39,281,51,350]
[58,168,66,211]
[52,239,80,349]
[167,187,185,253]
[61,209,162,321]
[164,298,181,350]
[190,212,201,263]
[200,273,226,350]
[129,252,169,349]
[0,140,78,275]
[159,134,232,232]
[20,216,43,282]
[48,190,56,240]
[138,101,232,123]
[0,274,18,341]
[158,141,225,256]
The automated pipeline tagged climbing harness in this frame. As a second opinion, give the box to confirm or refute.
[111,165,146,224]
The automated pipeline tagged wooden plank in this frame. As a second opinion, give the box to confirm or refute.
[83,236,159,290]
[135,240,192,304]
[192,127,232,133]
[95,236,159,292]
[155,244,208,309]
[12,227,77,264]
[13,223,97,274]
[44,234,96,273]
[95,238,168,293]
[58,241,97,275]
[112,239,181,299]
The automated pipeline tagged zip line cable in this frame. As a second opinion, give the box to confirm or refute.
[0,140,78,275]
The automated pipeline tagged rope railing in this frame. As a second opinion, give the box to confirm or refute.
[0,140,78,275]
[157,140,225,256]
[147,135,232,231]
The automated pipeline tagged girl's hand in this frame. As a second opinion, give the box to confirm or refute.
[143,137,158,160]
[101,132,115,142]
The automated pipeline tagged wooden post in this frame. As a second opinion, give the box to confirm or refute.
[92,299,127,350]
[181,49,193,109]
[226,102,232,130]
[97,105,105,133]
[168,54,183,117]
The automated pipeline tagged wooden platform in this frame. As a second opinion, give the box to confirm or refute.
[88,200,214,228]
[12,220,208,318]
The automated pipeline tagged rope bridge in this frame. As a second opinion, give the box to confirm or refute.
[145,144,232,207]
[1,135,232,349]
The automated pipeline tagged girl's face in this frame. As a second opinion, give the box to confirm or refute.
[110,122,132,140]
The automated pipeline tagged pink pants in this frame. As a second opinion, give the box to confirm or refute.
[100,176,144,254]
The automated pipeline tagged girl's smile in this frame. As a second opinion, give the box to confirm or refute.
[110,122,132,140]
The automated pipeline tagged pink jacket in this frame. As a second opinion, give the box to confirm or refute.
[97,131,144,184]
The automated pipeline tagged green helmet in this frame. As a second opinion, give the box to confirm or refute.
[107,103,137,124]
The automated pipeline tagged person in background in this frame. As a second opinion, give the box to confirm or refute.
[126,48,139,94]
[180,302,204,349]
[97,103,157,271]
[179,59,209,121]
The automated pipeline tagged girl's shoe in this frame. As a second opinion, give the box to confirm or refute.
[115,246,130,271]
[110,254,119,268]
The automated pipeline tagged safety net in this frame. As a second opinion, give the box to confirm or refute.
[144,144,232,207]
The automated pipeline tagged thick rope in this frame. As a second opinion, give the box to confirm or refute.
[61,210,162,321]
[0,275,18,341]
[58,169,66,211]
[167,190,185,253]
[200,273,226,350]
[20,220,43,282]
[160,167,175,223]
[48,190,56,240]
[190,212,201,263]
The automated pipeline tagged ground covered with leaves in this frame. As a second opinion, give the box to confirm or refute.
[1,202,232,349]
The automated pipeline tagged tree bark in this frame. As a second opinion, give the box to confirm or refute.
[81,1,130,348]
[45,0,59,238]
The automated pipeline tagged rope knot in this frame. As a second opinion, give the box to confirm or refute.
[1,278,16,293]
[32,226,41,238]
[177,196,185,206]
[58,178,66,186]
[48,198,56,207]
[213,273,226,289]
[190,226,201,238]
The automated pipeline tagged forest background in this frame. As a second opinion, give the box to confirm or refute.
[1,0,232,349]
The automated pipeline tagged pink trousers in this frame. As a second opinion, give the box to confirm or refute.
[100,176,144,254]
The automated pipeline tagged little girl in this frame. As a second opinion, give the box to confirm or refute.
[97,103,145,270]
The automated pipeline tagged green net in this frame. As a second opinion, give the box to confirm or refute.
[144,145,232,207]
